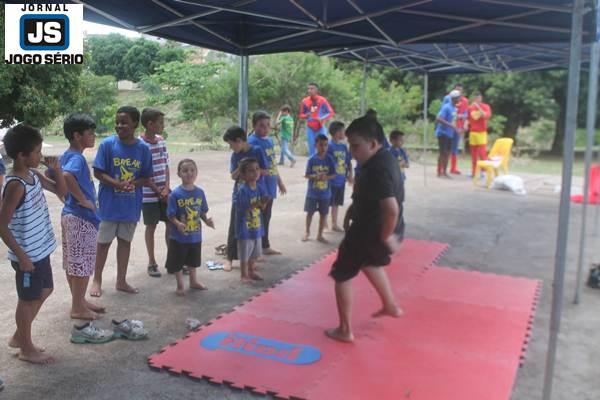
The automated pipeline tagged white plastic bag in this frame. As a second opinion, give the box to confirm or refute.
[491,175,527,196]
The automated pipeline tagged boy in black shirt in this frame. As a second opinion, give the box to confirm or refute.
[326,116,405,343]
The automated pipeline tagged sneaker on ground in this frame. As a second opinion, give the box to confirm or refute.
[112,319,148,340]
[70,322,114,344]
[147,264,161,278]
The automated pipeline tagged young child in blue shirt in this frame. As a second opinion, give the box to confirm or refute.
[166,159,214,296]
[90,106,153,297]
[0,124,67,364]
[235,157,269,282]
[248,111,287,255]
[327,121,353,232]
[389,130,409,181]
[60,113,105,321]
[303,134,336,243]
[222,125,268,272]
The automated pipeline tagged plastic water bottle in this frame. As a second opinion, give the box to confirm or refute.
[23,272,30,288]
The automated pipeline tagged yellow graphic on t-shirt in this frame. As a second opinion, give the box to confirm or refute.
[312,164,329,191]
[470,110,481,120]
[334,151,346,175]
[119,165,134,181]
[185,206,200,232]
[266,147,278,176]
[245,196,261,230]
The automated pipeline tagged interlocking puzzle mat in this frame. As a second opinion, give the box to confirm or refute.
[149,239,540,399]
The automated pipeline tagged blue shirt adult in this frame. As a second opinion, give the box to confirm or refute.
[247,133,278,199]
[229,145,268,195]
[305,154,336,200]
[167,185,209,244]
[235,183,268,240]
[61,150,101,228]
[327,141,351,187]
[93,135,153,222]
[435,102,457,138]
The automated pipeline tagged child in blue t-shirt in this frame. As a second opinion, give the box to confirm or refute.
[389,130,409,181]
[327,121,353,232]
[235,157,269,282]
[247,111,287,256]
[90,106,153,298]
[222,125,268,272]
[166,159,214,296]
[303,134,336,243]
[61,113,105,321]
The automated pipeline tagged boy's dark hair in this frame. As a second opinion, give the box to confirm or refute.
[252,110,270,127]
[64,113,96,141]
[223,125,246,142]
[389,130,405,141]
[239,157,259,175]
[346,116,385,145]
[454,83,463,89]
[3,124,43,159]
[365,108,378,119]
[177,158,197,173]
[280,104,291,112]
[328,121,345,136]
[117,106,140,125]
[140,107,164,128]
[315,134,329,144]
[308,82,319,89]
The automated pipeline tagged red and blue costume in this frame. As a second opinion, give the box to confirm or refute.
[299,95,334,157]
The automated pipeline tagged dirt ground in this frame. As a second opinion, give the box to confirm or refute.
[0,147,598,400]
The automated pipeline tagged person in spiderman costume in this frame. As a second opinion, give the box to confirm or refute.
[299,82,334,157]
[442,83,469,174]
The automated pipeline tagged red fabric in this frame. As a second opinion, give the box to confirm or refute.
[456,96,469,128]
[299,95,334,130]
[450,154,460,173]
[571,164,600,204]
[470,144,487,176]
[467,103,492,132]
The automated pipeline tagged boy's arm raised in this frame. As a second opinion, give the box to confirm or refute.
[0,182,34,272]
[35,157,67,198]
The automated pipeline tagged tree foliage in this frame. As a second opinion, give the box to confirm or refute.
[73,71,119,133]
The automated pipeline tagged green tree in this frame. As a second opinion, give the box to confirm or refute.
[73,71,118,133]
[87,33,132,80]
[122,38,161,82]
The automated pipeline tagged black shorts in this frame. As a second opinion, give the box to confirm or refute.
[142,201,168,226]
[438,135,452,154]
[12,256,53,301]
[329,226,401,283]
[165,240,201,273]
[330,185,345,206]
[304,197,330,215]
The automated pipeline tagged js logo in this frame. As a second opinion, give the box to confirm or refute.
[20,15,69,50]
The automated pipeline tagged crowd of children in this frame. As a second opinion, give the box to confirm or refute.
[0,94,411,363]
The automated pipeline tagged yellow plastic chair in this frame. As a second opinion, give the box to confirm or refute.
[473,138,514,188]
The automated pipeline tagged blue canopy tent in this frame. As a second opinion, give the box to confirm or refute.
[24,1,598,398]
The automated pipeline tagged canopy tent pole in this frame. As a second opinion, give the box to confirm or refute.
[542,0,584,398]
[360,61,368,115]
[423,72,429,186]
[574,41,600,305]
[238,53,249,131]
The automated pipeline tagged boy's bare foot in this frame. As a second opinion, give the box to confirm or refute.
[115,283,139,294]
[223,261,233,272]
[9,337,45,352]
[70,309,99,321]
[317,236,329,244]
[241,276,252,284]
[324,328,354,343]
[176,288,185,296]
[190,282,207,290]
[263,248,281,255]
[85,301,106,313]
[301,234,309,242]
[249,272,263,281]
[332,225,344,232]
[18,350,55,364]
[89,282,102,298]
[372,305,403,318]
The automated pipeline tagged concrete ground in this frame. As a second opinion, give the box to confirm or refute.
[0,148,598,400]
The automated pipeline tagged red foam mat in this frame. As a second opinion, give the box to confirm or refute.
[148,239,539,400]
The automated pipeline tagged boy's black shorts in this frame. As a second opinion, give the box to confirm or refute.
[165,240,201,273]
[330,185,345,207]
[329,229,391,282]
[12,256,53,301]
[142,201,168,226]
[438,135,452,154]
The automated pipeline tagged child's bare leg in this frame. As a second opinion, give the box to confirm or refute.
[10,288,52,352]
[115,238,137,293]
[331,206,343,231]
[144,224,158,266]
[90,242,111,297]
[68,274,98,320]
[325,280,354,343]
[240,259,250,282]
[189,267,207,290]
[15,289,55,364]
[302,212,313,241]
[317,213,329,243]
[249,259,262,280]
[174,271,185,296]
[362,266,402,318]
